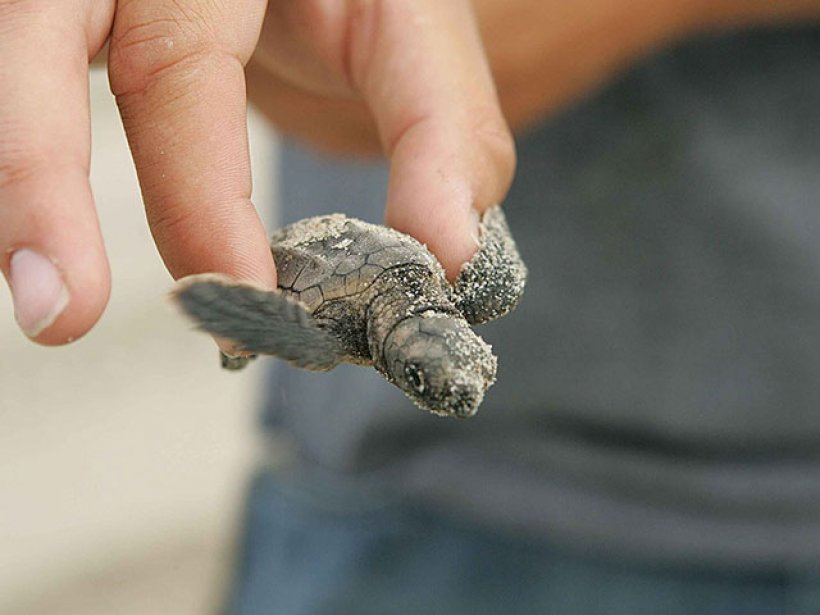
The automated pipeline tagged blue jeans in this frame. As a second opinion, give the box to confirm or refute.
[227,470,820,615]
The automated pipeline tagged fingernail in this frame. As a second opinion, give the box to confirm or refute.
[468,208,482,248]
[9,249,70,337]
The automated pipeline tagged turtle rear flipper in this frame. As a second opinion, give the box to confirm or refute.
[174,274,344,371]
[219,351,257,371]
[454,205,528,324]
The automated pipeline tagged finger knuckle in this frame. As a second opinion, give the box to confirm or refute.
[0,0,36,20]
[0,157,39,192]
[109,1,254,97]
[147,201,197,247]
[268,0,352,70]
[0,0,56,43]
[109,10,208,95]
[0,126,49,192]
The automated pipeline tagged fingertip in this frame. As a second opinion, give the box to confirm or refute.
[435,206,482,282]
[384,119,514,281]
[147,195,277,290]
[386,190,479,281]
[38,258,111,347]
[0,170,113,345]
[5,244,112,346]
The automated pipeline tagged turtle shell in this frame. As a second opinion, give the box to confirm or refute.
[271,214,444,312]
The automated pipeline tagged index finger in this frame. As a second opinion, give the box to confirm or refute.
[108,0,276,288]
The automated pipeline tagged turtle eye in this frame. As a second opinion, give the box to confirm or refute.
[404,363,426,394]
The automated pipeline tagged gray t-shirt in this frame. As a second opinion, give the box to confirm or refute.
[264,27,820,568]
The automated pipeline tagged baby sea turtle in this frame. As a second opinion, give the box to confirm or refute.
[174,206,526,418]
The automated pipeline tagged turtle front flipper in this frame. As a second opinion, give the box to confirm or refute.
[453,205,528,324]
[174,274,344,371]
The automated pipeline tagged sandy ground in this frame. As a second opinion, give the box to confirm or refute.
[0,68,278,614]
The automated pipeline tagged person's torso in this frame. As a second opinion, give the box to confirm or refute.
[264,27,820,567]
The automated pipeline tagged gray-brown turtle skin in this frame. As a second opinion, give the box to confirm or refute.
[174,206,527,418]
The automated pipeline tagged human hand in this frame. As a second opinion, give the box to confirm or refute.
[245,0,686,154]
[247,0,820,208]
[247,1,514,281]
[1,0,281,345]
[1,0,513,346]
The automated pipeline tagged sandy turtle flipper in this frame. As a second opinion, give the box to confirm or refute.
[454,206,528,324]
[174,275,344,371]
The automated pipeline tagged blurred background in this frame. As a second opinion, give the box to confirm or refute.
[0,68,278,614]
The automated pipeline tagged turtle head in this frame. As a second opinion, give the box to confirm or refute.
[382,313,497,418]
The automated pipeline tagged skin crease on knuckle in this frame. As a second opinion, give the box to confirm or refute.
[0,0,47,22]
[108,0,264,98]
